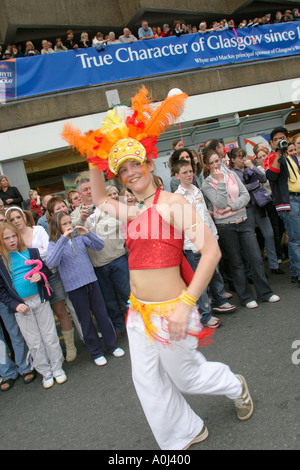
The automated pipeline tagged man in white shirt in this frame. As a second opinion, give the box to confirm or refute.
[119,28,138,43]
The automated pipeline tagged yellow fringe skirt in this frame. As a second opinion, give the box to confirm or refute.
[127,293,214,347]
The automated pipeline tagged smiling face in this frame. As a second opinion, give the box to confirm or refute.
[124,190,137,206]
[107,187,119,201]
[53,201,69,214]
[118,160,154,193]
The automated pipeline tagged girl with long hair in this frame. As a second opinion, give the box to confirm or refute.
[6,206,78,362]
[0,222,66,389]
[46,212,124,366]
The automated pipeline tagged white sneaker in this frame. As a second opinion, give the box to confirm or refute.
[112,347,125,358]
[204,316,220,329]
[94,356,107,366]
[43,376,54,389]
[54,371,67,384]
[212,302,236,312]
[245,300,258,309]
[268,294,280,303]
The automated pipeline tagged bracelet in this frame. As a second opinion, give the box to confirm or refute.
[99,196,111,211]
[184,221,200,232]
[179,290,198,307]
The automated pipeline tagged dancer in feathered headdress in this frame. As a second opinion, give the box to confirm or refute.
[62,86,253,451]
[62,85,187,179]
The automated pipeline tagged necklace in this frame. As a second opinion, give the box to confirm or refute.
[137,190,157,209]
[15,251,28,261]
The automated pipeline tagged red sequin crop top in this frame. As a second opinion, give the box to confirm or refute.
[122,189,194,285]
[123,188,183,270]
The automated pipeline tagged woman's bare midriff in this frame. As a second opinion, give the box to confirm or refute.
[129,266,186,302]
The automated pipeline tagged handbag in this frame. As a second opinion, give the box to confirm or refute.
[251,185,272,208]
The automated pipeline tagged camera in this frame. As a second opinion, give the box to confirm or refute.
[69,228,80,238]
[86,204,96,216]
[277,139,289,151]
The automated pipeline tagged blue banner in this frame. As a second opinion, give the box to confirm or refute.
[2,22,300,101]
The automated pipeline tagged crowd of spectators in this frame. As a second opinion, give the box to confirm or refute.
[1,8,300,59]
[1,129,300,391]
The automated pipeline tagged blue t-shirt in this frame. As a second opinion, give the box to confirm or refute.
[138,27,153,39]
[9,250,38,299]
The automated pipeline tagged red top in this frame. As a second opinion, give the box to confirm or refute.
[30,199,43,217]
[123,188,194,284]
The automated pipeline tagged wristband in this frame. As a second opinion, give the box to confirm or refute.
[179,290,198,307]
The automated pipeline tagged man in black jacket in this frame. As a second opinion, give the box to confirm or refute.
[265,127,300,285]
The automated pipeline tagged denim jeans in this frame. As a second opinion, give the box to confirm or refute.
[247,204,279,269]
[94,255,130,333]
[183,250,212,324]
[0,302,32,380]
[68,282,117,360]
[279,194,300,279]
[208,267,230,308]
[216,218,273,305]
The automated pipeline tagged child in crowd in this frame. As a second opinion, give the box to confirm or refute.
[6,205,78,362]
[120,188,137,205]
[29,189,43,219]
[46,212,124,366]
[0,222,66,389]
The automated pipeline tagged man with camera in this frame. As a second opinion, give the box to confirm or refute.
[265,127,300,285]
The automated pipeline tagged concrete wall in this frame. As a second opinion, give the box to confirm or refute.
[1,0,292,44]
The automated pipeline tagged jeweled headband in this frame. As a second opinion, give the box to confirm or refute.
[62,86,187,179]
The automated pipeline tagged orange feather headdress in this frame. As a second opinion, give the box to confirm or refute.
[61,86,187,179]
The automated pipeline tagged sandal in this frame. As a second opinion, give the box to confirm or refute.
[23,370,36,384]
[0,378,16,392]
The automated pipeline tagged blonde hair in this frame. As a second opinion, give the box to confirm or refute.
[106,185,119,194]
[292,133,300,144]
[5,206,34,228]
[0,222,27,269]
[254,145,269,156]
[0,175,11,187]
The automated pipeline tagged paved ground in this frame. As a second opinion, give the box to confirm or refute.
[1,260,299,452]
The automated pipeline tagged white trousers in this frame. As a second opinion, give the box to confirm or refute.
[15,295,63,378]
[127,309,242,450]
